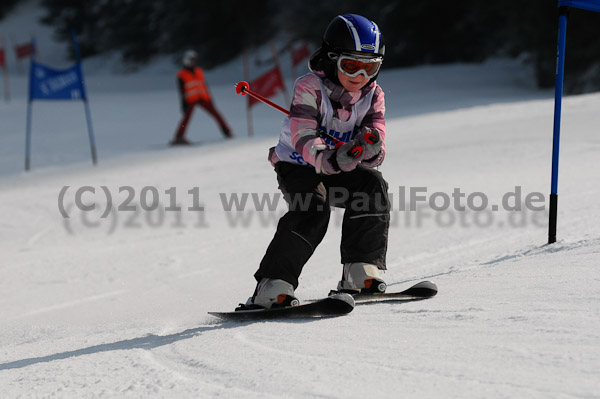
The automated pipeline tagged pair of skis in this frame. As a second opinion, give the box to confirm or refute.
[209,281,437,321]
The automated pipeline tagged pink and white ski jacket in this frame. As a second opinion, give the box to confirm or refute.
[269,71,386,168]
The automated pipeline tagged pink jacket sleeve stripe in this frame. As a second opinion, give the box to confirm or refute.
[288,75,327,166]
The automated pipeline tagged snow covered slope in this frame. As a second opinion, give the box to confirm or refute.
[1,77,599,397]
[1,2,600,398]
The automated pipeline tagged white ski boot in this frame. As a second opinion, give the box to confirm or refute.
[240,278,300,310]
[337,262,387,293]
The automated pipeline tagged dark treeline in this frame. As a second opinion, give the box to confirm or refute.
[20,0,600,93]
[0,0,20,19]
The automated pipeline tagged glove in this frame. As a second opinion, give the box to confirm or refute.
[315,140,365,175]
[357,127,383,161]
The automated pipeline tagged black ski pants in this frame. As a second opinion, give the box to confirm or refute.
[255,162,390,288]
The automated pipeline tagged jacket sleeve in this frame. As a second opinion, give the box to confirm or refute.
[361,84,386,167]
[177,76,184,93]
[288,74,327,167]
[177,75,185,98]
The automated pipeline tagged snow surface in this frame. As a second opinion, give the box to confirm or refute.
[1,2,600,398]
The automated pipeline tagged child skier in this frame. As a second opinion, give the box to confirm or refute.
[241,14,390,309]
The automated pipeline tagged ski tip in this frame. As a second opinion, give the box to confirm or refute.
[413,280,438,290]
[409,281,438,296]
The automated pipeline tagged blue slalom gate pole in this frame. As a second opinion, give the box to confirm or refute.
[83,99,97,165]
[72,29,97,166]
[548,6,569,244]
[25,100,33,171]
[24,51,34,171]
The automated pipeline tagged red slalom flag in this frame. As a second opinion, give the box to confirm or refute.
[0,49,5,68]
[15,41,35,59]
[291,42,310,67]
[248,66,285,107]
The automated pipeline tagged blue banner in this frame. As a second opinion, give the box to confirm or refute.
[559,0,600,12]
[29,61,87,101]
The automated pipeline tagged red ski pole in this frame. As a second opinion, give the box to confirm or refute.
[235,81,374,158]
[235,81,289,115]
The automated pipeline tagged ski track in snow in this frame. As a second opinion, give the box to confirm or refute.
[5,290,127,321]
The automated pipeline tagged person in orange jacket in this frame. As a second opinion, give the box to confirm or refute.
[171,50,233,145]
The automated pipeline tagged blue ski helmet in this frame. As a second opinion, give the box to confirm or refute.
[310,14,385,85]
[324,14,384,57]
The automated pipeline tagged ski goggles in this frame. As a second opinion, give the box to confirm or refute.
[329,52,383,79]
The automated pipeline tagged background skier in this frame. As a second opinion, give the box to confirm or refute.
[171,49,232,145]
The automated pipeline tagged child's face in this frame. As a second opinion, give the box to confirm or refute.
[337,69,369,92]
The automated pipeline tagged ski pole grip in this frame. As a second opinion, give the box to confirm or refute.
[363,131,379,144]
[336,141,363,158]
[348,145,363,158]
[320,129,363,159]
